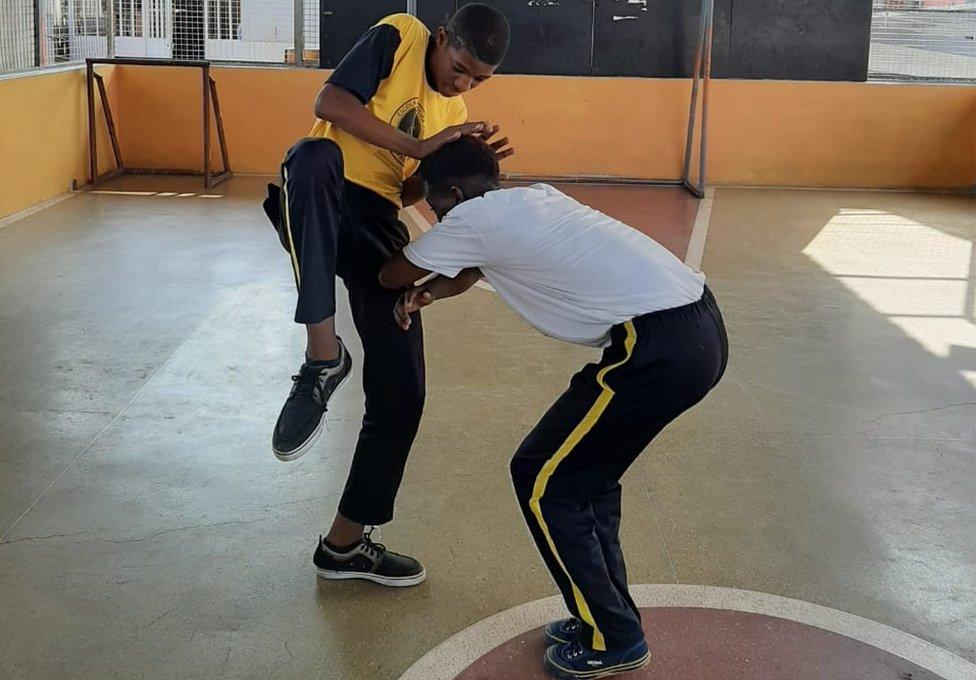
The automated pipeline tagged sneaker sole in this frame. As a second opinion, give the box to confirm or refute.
[315,566,427,588]
[272,365,352,462]
[543,648,650,679]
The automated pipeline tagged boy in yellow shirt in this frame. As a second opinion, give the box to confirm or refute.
[262,5,511,586]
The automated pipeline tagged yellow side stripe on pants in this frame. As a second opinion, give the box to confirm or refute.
[528,320,637,653]
[281,167,302,288]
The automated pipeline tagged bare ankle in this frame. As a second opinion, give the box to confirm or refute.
[306,319,339,362]
[306,346,339,362]
[326,515,364,547]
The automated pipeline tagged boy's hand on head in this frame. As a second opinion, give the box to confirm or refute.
[417,122,486,158]
[478,123,515,161]
[394,287,435,330]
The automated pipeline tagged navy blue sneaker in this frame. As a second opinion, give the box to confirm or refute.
[544,638,649,679]
[544,617,582,646]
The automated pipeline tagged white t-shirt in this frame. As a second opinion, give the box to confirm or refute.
[403,184,706,348]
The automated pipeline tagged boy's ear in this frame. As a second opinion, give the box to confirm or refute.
[434,26,448,46]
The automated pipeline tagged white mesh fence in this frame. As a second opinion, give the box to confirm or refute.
[1,0,109,73]
[4,2,973,80]
[0,0,308,72]
[869,0,976,81]
[302,0,318,65]
[113,0,294,62]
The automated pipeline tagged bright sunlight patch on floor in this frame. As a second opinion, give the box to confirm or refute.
[803,208,975,373]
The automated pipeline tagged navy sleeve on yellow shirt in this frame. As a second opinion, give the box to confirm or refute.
[327,24,402,104]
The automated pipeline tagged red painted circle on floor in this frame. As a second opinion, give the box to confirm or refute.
[454,607,944,680]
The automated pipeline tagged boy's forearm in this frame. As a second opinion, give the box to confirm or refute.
[421,269,483,301]
[315,85,421,158]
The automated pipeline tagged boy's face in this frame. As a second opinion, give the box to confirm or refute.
[428,27,497,97]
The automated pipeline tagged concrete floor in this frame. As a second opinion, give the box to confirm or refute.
[0,176,973,680]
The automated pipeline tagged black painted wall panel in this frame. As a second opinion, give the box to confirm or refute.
[419,0,458,31]
[320,1,408,68]
[322,1,873,81]
[459,0,594,76]
[724,1,872,81]
[592,0,731,77]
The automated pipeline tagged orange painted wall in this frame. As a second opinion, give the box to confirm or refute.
[116,66,975,191]
[115,66,319,175]
[709,80,975,190]
[2,65,973,221]
[0,66,119,219]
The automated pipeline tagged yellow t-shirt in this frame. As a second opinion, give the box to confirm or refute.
[308,14,468,207]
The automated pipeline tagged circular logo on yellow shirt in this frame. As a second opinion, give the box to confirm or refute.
[390,98,426,166]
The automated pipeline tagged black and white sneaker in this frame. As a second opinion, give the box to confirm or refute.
[272,338,352,462]
[313,530,427,587]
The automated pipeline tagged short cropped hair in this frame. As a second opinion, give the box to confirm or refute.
[445,4,510,66]
[419,135,500,190]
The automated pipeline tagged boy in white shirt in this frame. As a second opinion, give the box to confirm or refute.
[379,137,728,679]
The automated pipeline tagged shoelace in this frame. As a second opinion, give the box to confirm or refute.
[290,343,345,405]
[566,639,585,660]
[360,527,387,560]
[289,364,328,405]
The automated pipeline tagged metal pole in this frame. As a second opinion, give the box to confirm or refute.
[33,0,42,67]
[203,0,210,59]
[293,0,304,67]
[87,60,98,184]
[107,0,116,58]
[95,72,123,169]
[697,0,714,197]
[210,77,231,174]
[406,0,417,15]
[203,64,212,186]
[681,0,708,185]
